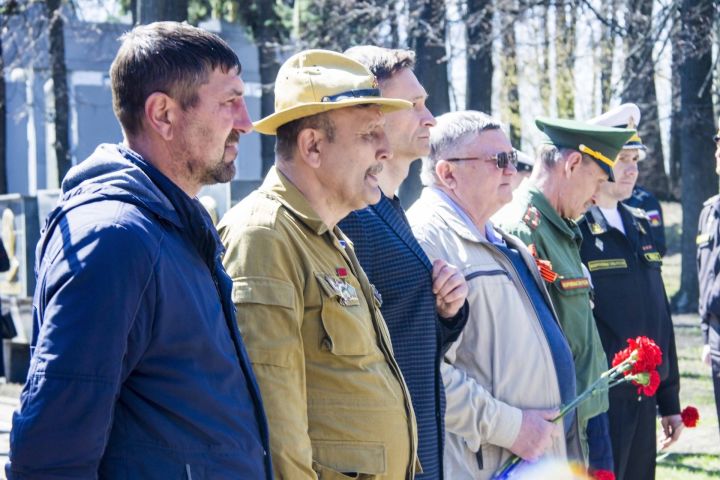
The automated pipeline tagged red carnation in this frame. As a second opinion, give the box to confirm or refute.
[631,336,662,373]
[611,346,631,368]
[592,469,616,480]
[681,406,700,428]
[636,370,660,396]
[612,336,662,377]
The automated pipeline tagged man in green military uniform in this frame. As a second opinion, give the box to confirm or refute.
[218,50,420,479]
[494,117,635,475]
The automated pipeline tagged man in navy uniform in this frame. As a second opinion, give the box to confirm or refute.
[580,104,682,480]
[696,120,720,440]
[590,104,667,256]
[338,46,469,480]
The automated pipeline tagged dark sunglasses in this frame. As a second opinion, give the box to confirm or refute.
[445,150,519,169]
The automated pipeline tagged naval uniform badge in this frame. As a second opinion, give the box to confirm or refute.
[590,223,605,235]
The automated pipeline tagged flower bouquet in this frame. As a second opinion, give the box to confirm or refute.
[492,336,663,480]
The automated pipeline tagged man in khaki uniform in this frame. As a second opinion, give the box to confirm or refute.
[218,50,418,479]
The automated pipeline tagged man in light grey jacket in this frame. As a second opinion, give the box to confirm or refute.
[407,111,580,479]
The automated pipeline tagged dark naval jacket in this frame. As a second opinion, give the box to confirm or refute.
[7,144,272,479]
[697,194,720,345]
[579,204,680,414]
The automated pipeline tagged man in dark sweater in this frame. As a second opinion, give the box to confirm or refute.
[338,46,469,480]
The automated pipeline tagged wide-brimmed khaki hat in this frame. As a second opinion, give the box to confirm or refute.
[253,49,412,135]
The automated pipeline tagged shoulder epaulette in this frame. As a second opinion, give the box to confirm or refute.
[623,204,649,220]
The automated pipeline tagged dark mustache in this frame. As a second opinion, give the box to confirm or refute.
[367,163,383,176]
[226,130,241,144]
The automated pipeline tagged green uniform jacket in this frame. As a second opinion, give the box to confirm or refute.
[218,167,418,480]
[495,184,609,435]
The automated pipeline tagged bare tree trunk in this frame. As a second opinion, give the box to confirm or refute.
[236,1,285,177]
[499,2,520,146]
[668,4,682,200]
[137,0,188,23]
[675,0,716,312]
[598,0,617,110]
[555,0,575,117]
[254,0,282,177]
[465,0,493,114]
[622,0,669,198]
[403,0,450,206]
[538,0,551,113]
[389,1,400,48]
[0,33,6,194]
[47,0,71,184]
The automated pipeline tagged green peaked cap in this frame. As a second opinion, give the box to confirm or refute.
[535,116,636,182]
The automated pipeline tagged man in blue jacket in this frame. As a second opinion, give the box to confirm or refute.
[338,46,469,479]
[7,22,273,479]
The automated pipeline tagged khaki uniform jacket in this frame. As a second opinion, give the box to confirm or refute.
[218,167,417,480]
[495,184,609,451]
[408,188,576,480]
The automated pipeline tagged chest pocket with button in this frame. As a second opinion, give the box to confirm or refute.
[315,273,376,356]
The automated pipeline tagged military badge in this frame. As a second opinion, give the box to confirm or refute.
[523,206,541,230]
[371,284,383,308]
[317,273,360,306]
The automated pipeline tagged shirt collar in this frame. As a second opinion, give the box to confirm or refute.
[260,166,330,235]
[429,186,506,246]
[527,184,580,241]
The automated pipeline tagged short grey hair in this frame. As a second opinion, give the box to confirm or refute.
[537,144,594,172]
[421,110,502,186]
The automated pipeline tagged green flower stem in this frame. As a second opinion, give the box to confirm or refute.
[492,357,637,479]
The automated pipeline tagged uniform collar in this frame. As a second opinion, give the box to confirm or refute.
[585,205,609,235]
[260,166,330,235]
[528,184,582,242]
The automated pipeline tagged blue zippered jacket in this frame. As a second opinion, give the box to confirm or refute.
[7,144,272,479]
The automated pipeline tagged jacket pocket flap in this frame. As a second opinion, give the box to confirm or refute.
[313,440,386,475]
[246,348,292,368]
[232,277,295,308]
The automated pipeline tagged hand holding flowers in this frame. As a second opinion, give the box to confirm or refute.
[492,336,663,480]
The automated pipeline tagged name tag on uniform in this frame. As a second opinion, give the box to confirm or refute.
[559,277,590,290]
[587,259,628,272]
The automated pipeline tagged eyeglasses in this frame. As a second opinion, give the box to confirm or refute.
[445,150,519,169]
